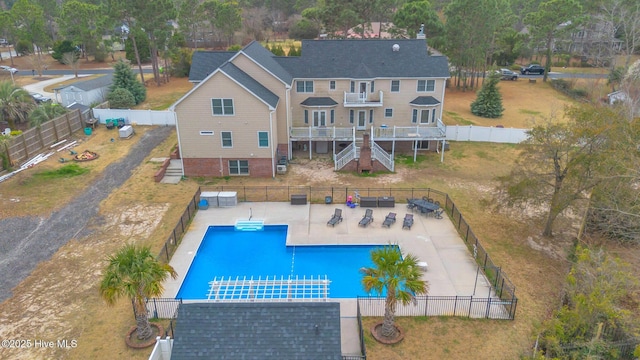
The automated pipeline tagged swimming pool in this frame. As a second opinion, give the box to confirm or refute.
[176,225,387,299]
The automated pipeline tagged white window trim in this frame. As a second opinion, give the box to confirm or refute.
[257,131,269,148]
[384,108,393,118]
[329,80,336,91]
[221,131,233,148]
[228,159,249,175]
[211,98,235,116]
[391,80,400,92]
[417,79,435,92]
[296,80,314,93]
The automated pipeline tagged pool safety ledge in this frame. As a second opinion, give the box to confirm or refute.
[234,220,264,231]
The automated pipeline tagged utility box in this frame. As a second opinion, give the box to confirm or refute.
[119,125,134,138]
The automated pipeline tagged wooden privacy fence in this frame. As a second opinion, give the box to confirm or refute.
[3,109,90,167]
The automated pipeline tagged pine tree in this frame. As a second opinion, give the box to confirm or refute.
[110,60,147,105]
[470,73,504,118]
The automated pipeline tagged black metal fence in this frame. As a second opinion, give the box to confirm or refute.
[157,189,200,263]
[358,295,516,320]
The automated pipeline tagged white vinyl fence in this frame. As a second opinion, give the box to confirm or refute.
[92,109,175,126]
[446,125,529,143]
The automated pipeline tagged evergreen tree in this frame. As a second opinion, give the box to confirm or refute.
[107,88,136,109]
[470,74,504,118]
[110,60,146,105]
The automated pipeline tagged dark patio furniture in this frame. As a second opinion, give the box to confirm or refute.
[402,213,414,229]
[360,197,377,207]
[382,212,396,228]
[434,208,444,219]
[327,208,343,227]
[409,198,440,215]
[358,209,374,227]
[291,194,307,205]
[378,196,395,207]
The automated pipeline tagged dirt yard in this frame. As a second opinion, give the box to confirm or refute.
[0,59,636,360]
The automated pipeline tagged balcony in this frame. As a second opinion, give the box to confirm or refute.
[343,91,383,107]
[290,121,446,142]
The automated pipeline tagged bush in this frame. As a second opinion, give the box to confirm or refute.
[15,40,32,56]
[110,60,146,104]
[107,88,136,109]
[52,40,78,63]
[94,43,108,62]
[289,19,319,40]
[169,48,192,78]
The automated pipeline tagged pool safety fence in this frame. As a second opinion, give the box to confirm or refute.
[357,295,517,320]
[157,189,200,263]
[206,275,330,302]
[196,186,517,315]
[134,297,183,321]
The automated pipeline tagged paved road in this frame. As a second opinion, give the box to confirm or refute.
[0,126,173,302]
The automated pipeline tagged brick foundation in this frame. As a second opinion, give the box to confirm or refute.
[183,157,275,178]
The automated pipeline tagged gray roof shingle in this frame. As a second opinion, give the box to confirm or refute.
[410,96,441,106]
[54,74,113,91]
[276,39,450,79]
[242,41,293,84]
[300,97,338,106]
[171,302,342,360]
[220,62,279,109]
[189,51,236,82]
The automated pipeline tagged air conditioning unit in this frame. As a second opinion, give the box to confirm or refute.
[276,165,287,174]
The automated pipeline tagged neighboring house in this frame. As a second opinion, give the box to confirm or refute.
[171,38,450,178]
[607,90,628,105]
[53,74,112,107]
[170,302,342,359]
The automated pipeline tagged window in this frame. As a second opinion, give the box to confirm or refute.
[350,81,355,93]
[221,131,232,147]
[304,110,309,124]
[369,109,374,124]
[258,131,268,147]
[212,98,234,115]
[329,81,336,90]
[412,109,430,123]
[417,79,435,92]
[384,108,393,118]
[313,110,326,127]
[296,80,313,93]
[432,108,437,123]
[330,109,335,124]
[349,110,354,124]
[413,141,430,150]
[370,81,375,92]
[391,80,400,92]
[229,160,249,175]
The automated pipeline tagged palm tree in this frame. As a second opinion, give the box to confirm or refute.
[29,102,67,128]
[99,244,177,340]
[361,245,428,340]
[0,81,34,129]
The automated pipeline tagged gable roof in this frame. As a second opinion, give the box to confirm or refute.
[189,51,236,82]
[277,39,449,79]
[171,302,342,360]
[53,74,113,91]
[220,62,279,109]
[240,41,293,84]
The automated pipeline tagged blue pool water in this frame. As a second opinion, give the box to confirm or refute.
[176,225,386,299]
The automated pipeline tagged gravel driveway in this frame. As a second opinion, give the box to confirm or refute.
[0,126,173,302]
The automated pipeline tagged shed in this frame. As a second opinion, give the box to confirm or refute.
[54,74,113,107]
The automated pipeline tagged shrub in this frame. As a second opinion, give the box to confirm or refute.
[52,40,78,63]
[107,88,136,109]
[94,43,108,62]
[169,48,192,78]
[15,40,31,56]
[289,19,319,40]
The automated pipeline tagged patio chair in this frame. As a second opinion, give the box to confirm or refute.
[327,208,343,227]
[434,208,444,219]
[358,209,374,227]
[382,212,396,228]
[406,198,416,210]
[402,213,414,230]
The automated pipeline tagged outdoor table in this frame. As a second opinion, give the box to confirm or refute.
[408,198,439,215]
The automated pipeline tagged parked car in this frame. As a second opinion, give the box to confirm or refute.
[0,39,8,46]
[0,65,18,74]
[29,92,52,103]
[498,68,518,80]
[520,64,545,75]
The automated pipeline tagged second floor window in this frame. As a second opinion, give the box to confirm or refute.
[329,80,336,90]
[296,80,314,93]
[212,98,234,115]
[417,80,435,92]
[385,108,393,117]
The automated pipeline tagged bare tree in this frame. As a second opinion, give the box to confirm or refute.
[61,52,80,78]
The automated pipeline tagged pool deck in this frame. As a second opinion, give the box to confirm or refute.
[162,202,491,355]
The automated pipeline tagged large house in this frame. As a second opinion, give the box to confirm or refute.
[171,39,450,178]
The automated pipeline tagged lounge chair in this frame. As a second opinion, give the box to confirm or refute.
[358,209,374,227]
[327,208,343,227]
[382,212,396,228]
[402,213,414,230]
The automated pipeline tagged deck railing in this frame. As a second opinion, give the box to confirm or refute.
[334,143,357,170]
[343,90,383,106]
[371,141,394,171]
